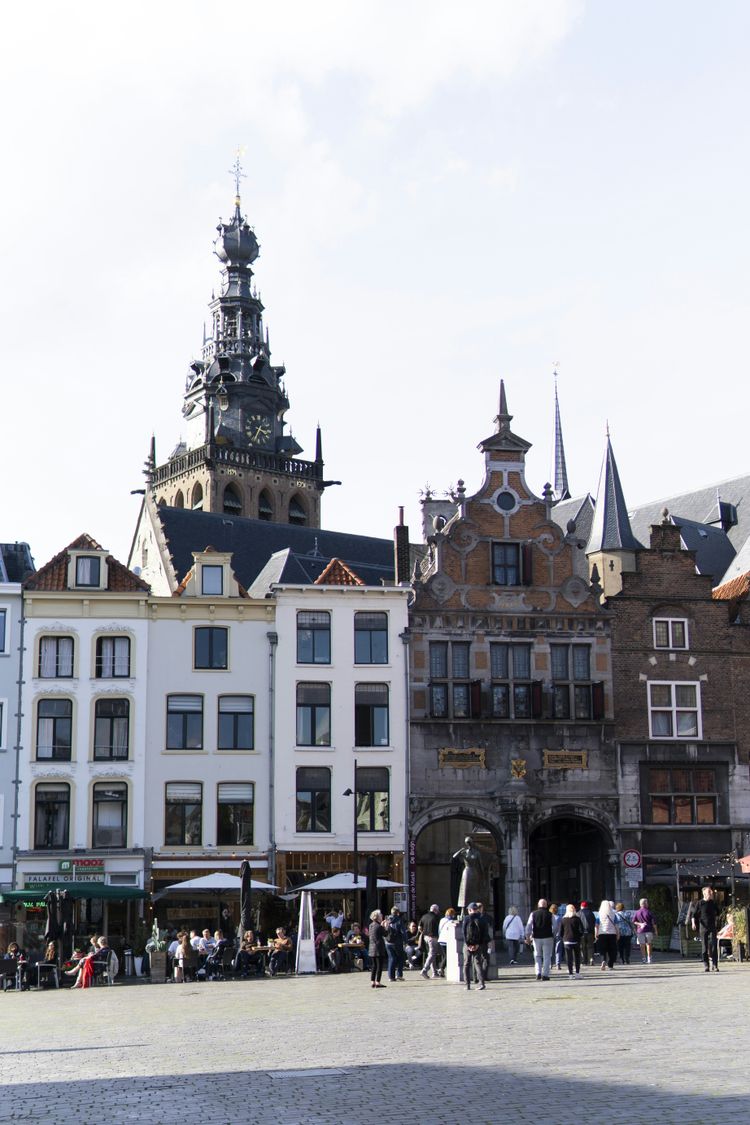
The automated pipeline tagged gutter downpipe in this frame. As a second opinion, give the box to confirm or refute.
[10,596,26,893]
[266,631,278,887]
[400,624,411,890]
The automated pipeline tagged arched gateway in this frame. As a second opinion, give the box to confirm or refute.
[529,810,617,905]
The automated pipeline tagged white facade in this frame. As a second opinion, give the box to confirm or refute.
[272,583,410,886]
[145,551,274,892]
[16,543,150,910]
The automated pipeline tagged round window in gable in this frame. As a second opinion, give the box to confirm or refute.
[496,491,516,512]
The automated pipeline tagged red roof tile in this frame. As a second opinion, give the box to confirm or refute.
[314,557,365,586]
[713,572,750,602]
[24,533,150,593]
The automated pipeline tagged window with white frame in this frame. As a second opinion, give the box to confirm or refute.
[75,556,101,587]
[201,564,224,596]
[355,766,390,831]
[296,683,331,746]
[166,694,203,749]
[95,636,131,678]
[647,681,701,738]
[354,612,388,664]
[34,783,70,849]
[217,782,254,845]
[94,698,130,760]
[0,607,7,654]
[653,618,689,650]
[194,626,228,670]
[165,782,202,845]
[354,683,389,746]
[92,782,127,848]
[297,611,331,664]
[38,635,74,678]
[36,699,73,760]
[218,695,254,750]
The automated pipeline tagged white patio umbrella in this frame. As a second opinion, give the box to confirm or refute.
[298,872,405,892]
[153,872,278,899]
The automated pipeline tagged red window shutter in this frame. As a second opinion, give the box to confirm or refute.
[521,542,533,586]
[592,681,605,720]
[531,680,543,719]
[470,680,482,719]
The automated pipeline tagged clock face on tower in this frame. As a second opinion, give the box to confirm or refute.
[245,413,273,446]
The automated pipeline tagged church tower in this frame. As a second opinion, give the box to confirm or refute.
[147,163,326,527]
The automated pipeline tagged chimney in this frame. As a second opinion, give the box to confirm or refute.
[394,507,410,585]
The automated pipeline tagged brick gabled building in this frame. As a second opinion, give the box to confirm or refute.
[407,385,617,921]
[610,514,750,896]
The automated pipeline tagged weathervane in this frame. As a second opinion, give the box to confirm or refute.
[229,146,247,202]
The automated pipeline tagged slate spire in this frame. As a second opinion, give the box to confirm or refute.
[553,373,570,501]
[587,432,642,552]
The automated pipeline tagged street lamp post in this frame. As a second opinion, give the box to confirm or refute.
[344,758,359,885]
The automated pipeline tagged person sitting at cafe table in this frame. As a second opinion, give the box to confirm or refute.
[269,927,293,976]
[235,933,266,977]
[1,943,28,991]
[345,923,368,970]
[322,928,344,973]
[197,929,215,955]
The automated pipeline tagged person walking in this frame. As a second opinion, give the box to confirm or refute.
[418,904,441,979]
[691,886,720,973]
[549,903,563,971]
[614,902,633,965]
[632,897,658,964]
[368,910,387,989]
[578,901,597,966]
[462,903,488,990]
[560,903,584,977]
[595,900,618,971]
[502,906,525,965]
[525,898,554,981]
[384,907,406,982]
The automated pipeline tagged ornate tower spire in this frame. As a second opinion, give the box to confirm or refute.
[144,161,331,526]
[553,371,570,501]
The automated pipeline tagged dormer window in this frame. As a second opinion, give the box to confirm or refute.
[75,556,101,587]
[201,565,224,596]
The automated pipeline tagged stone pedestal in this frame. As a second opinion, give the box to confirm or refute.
[445,924,497,984]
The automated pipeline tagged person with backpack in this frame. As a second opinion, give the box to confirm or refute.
[462,903,488,990]
[614,901,633,965]
[578,901,597,966]
[384,907,406,982]
[560,903,584,977]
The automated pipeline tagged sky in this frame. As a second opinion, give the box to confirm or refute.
[2,1,749,568]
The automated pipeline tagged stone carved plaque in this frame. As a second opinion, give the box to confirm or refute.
[543,750,588,769]
[438,747,486,769]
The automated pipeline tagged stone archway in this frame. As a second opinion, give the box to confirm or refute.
[529,811,616,905]
[413,809,504,927]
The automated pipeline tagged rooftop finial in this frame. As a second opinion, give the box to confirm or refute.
[229,147,247,212]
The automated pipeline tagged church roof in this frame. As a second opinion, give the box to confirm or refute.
[25,534,149,593]
[157,508,395,591]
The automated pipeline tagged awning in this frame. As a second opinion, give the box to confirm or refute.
[0,884,146,903]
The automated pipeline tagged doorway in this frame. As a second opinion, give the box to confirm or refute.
[529,816,611,905]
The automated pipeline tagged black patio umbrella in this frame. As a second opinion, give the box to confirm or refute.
[239,860,253,934]
[59,891,74,961]
[44,890,61,944]
[364,856,379,920]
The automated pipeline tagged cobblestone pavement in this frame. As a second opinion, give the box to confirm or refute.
[0,956,746,1124]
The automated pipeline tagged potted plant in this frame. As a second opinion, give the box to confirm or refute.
[145,919,168,981]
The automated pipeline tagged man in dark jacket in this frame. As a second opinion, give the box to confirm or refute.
[525,898,554,980]
[418,904,441,979]
[462,903,489,990]
[691,886,720,973]
[578,901,597,966]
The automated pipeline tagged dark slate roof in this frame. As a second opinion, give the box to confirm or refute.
[628,473,750,554]
[666,516,736,583]
[157,508,396,589]
[0,543,35,583]
[588,438,643,552]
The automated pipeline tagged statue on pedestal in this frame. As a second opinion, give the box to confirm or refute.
[452,835,490,913]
